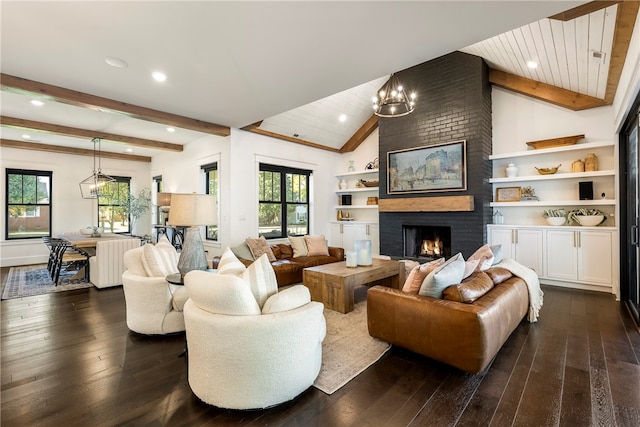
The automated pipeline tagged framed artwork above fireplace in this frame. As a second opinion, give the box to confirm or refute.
[387,139,467,194]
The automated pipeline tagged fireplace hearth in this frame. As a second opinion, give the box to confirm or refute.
[403,225,452,261]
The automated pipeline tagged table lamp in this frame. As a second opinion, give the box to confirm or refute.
[157,192,172,225]
[168,193,217,277]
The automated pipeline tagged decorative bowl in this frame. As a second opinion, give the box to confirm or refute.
[535,164,561,175]
[80,228,94,235]
[360,180,379,187]
[546,217,566,226]
[576,215,604,226]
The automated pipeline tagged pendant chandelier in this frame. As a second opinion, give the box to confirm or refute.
[372,73,416,117]
[79,137,115,199]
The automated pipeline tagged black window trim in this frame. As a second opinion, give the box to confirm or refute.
[5,168,53,240]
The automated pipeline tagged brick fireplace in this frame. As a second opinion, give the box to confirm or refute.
[378,51,493,258]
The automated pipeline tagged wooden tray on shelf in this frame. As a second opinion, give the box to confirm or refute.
[526,134,585,150]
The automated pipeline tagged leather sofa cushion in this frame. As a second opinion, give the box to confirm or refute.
[442,271,494,303]
[484,267,513,285]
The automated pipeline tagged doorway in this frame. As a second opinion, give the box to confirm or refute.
[621,94,640,326]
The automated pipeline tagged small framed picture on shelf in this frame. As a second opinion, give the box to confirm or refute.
[495,187,522,202]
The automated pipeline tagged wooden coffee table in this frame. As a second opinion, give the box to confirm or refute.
[303,259,401,313]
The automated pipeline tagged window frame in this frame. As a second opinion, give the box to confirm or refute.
[5,168,53,240]
[258,163,311,239]
[201,162,218,241]
[97,176,131,234]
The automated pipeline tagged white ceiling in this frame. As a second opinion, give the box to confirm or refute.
[0,1,588,156]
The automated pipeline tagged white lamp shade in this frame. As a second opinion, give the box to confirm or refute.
[168,193,217,226]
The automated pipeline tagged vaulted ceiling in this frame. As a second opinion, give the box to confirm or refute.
[1,1,637,161]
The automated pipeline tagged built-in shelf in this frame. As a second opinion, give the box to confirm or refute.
[334,205,378,210]
[335,169,379,178]
[490,170,615,183]
[336,187,379,194]
[489,141,614,160]
[490,199,616,207]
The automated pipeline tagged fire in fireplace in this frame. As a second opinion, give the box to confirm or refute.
[403,225,452,260]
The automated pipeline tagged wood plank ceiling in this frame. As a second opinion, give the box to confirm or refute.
[0,1,638,161]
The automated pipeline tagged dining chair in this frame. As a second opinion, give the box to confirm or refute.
[50,240,90,285]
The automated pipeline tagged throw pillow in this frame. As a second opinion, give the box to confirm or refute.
[419,252,465,298]
[230,242,255,260]
[490,244,503,265]
[245,236,276,262]
[467,244,495,271]
[141,243,179,277]
[402,258,445,293]
[463,258,480,279]
[262,284,311,314]
[217,247,247,276]
[442,271,495,303]
[184,270,260,315]
[288,235,308,257]
[305,235,329,256]
[241,253,278,308]
[123,246,147,276]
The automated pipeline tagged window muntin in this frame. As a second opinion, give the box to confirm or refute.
[6,169,52,239]
[97,177,131,233]
[259,164,310,239]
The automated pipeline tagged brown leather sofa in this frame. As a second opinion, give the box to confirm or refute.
[212,243,344,286]
[367,267,529,374]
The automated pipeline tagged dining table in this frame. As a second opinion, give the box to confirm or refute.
[59,233,136,281]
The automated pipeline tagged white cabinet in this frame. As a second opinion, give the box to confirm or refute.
[545,229,613,286]
[488,226,543,274]
[329,222,379,255]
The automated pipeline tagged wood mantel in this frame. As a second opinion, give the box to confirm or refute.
[378,196,474,212]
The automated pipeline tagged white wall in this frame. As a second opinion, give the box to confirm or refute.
[0,147,151,266]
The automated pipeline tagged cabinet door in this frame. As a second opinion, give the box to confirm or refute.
[366,223,380,256]
[514,229,543,274]
[342,223,365,252]
[488,228,515,259]
[545,230,578,281]
[578,230,612,285]
[329,223,343,248]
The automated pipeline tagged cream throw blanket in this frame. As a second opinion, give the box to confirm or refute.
[494,258,544,322]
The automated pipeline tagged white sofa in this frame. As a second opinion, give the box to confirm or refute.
[183,266,326,410]
[89,237,141,288]
[121,245,187,335]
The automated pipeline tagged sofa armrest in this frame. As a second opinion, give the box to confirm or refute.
[328,246,344,260]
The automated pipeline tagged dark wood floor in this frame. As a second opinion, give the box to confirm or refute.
[2,267,639,427]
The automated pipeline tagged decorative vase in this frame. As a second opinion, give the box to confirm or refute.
[585,153,598,172]
[339,179,348,189]
[572,159,585,172]
[354,240,372,266]
[505,163,517,178]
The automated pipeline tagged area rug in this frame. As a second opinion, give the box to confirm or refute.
[313,298,391,394]
[1,264,93,300]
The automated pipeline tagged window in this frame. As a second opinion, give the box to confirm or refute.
[6,169,52,240]
[258,164,310,239]
[201,163,218,241]
[97,177,131,234]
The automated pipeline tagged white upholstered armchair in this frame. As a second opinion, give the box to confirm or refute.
[183,263,326,410]
[89,237,141,288]
[121,242,187,335]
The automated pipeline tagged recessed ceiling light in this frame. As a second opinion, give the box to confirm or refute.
[22,134,31,139]
[105,56,128,68]
[125,148,133,153]
[526,60,538,69]
[30,100,44,106]
[339,114,347,122]
[166,127,175,132]
[152,71,167,82]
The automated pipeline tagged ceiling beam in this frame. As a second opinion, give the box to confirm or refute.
[548,1,619,21]
[0,116,184,152]
[489,69,609,111]
[340,114,379,153]
[0,139,151,162]
[0,73,231,137]
[241,122,341,153]
[605,0,640,103]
